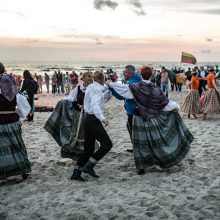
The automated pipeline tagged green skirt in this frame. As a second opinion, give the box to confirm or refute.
[132,111,194,170]
[0,121,31,180]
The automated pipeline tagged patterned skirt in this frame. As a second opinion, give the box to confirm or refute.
[132,111,194,170]
[181,89,201,114]
[0,121,31,180]
[203,89,220,114]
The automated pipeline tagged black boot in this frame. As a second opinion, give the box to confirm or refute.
[137,169,145,175]
[83,160,99,178]
[71,169,87,181]
[22,173,30,180]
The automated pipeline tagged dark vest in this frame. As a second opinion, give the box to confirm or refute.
[72,86,85,111]
[0,94,19,124]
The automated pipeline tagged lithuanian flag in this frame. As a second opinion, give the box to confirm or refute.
[181,52,197,64]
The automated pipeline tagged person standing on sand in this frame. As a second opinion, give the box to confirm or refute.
[44,73,50,93]
[0,63,31,181]
[181,71,201,119]
[202,68,220,120]
[71,71,112,181]
[110,65,142,152]
[160,66,169,97]
[20,70,37,122]
[107,66,193,175]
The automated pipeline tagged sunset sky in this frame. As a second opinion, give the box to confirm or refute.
[0,0,220,62]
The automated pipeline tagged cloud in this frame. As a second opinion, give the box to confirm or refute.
[197,9,220,15]
[15,12,28,18]
[0,8,9,14]
[200,50,211,54]
[93,0,118,10]
[0,8,27,17]
[206,38,213,42]
[126,0,146,16]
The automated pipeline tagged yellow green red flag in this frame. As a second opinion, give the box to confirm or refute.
[181,52,197,64]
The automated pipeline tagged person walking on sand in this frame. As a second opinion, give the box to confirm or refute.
[71,71,112,181]
[107,66,193,175]
[181,71,201,119]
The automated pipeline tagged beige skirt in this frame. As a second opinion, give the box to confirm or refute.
[203,89,220,114]
[181,89,201,114]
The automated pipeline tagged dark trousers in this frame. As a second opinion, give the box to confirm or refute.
[76,114,112,167]
[177,83,183,92]
[52,85,56,94]
[126,115,133,141]
[171,81,178,91]
[27,97,34,121]
[199,80,206,97]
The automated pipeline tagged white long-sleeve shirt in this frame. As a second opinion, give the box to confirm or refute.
[109,80,180,111]
[63,84,87,102]
[84,81,112,121]
[63,84,110,102]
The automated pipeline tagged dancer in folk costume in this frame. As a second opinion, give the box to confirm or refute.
[44,72,93,160]
[71,71,112,181]
[181,71,201,119]
[108,66,194,175]
[202,68,220,120]
[0,63,31,181]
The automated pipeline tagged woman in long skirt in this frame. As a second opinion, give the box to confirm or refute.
[202,68,220,120]
[108,65,194,175]
[0,63,31,181]
[181,71,201,118]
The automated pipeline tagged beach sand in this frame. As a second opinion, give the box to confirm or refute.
[0,90,220,220]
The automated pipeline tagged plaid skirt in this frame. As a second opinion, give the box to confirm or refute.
[203,89,220,114]
[132,111,194,170]
[44,100,84,160]
[0,121,31,180]
[181,89,201,114]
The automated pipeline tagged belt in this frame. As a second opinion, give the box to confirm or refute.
[0,111,16,114]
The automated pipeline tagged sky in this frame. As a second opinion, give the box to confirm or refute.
[0,0,220,62]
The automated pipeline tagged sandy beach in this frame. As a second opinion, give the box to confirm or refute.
[0,90,220,220]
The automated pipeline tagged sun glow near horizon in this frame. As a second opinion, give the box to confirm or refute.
[0,0,220,62]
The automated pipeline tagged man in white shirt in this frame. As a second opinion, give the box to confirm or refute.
[71,71,112,181]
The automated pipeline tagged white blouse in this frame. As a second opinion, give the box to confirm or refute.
[84,82,112,121]
[108,80,180,111]
[16,94,31,119]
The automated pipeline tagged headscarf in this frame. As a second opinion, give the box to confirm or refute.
[0,74,18,102]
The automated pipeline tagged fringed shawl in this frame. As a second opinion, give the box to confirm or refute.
[129,81,168,120]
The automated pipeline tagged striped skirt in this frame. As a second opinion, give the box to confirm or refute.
[0,121,31,180]
[181,89,201,114]
[132,111,194,170]
[203,89,220,114]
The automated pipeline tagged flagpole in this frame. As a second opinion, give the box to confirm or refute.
[179,52,182,71]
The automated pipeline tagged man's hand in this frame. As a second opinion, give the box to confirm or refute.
[105,80,112,85]
[102,119,109,127]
